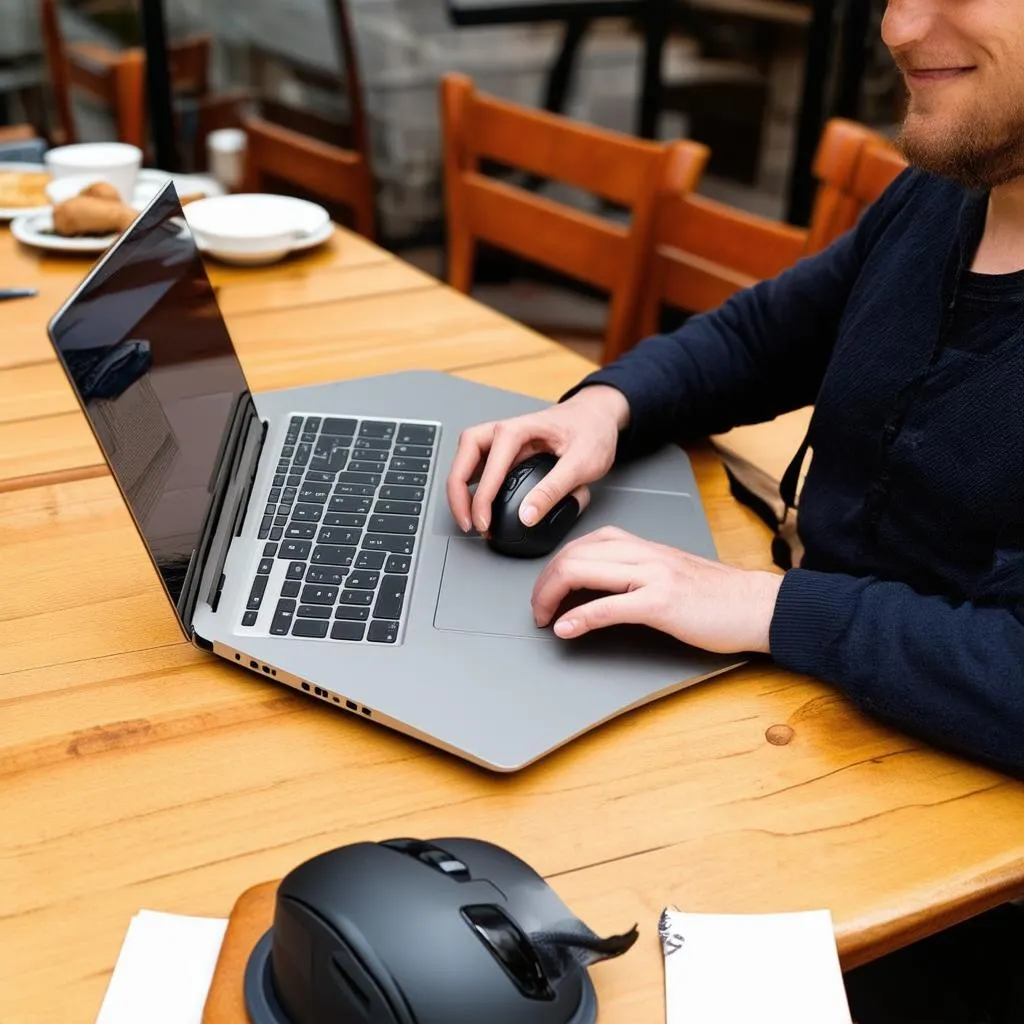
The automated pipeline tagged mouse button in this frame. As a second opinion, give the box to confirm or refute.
[460,904,554,1002]
[380,838,472,882]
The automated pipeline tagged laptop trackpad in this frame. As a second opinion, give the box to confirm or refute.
[433,488,711,639]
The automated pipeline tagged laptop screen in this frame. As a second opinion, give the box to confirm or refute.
[48,183,250,616]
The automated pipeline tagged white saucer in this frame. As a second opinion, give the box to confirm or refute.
[8,208,127,253]
[0,162,51,221]
[43,168,225,207]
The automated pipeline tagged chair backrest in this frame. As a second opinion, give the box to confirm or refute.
[634,117,907,340]
[240,114,376,239]
[440,72,709,365]
[39,0,210,151]
[804,117,894,254]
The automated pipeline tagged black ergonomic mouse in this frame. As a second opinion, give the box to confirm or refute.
[487,453,582,558]
[244,836,637,1024]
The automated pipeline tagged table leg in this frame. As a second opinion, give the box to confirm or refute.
[785,0,839,225]
[542,16,590,114]
[638,0,670,139]
[139,0,180,170]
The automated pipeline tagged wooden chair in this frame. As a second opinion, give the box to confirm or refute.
[634,117,905,338]
[440,72,710,365]
[0,124,37,144]
[39,0,210,152]
[240,114,376,240]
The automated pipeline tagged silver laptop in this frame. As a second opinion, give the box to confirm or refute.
[46,183,743,771]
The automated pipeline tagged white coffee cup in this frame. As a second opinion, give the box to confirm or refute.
[44,142,143,203]
[206,128,247,191]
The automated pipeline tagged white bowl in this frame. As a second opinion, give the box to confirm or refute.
[183,193,330,265]
[44,142,142,202]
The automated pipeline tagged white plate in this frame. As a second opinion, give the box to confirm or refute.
[8,206,139,254]
[44,168,226,207]
[0,162,52,221]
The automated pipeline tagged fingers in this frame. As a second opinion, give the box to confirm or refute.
[471,424,549,534]
[552,591,648,638]
[446,423,496,532]
[519,452,589,526]
[531,557,639,626]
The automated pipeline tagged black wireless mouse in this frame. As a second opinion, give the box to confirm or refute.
[487,453,582,558]
[244,836,638,1024]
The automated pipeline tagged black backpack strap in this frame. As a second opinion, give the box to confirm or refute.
[770,431,812,570]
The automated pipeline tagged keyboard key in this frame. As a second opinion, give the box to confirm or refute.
[301,585,339,605]
[369,514,419,535]
[286,474,303,488]
[273,515,288,528]
[379,485,424,502]
[318,527,360,546]
[289,416,304,429]
[291,503,324,523]
[398,423,437,446]
[271,599,296,635]
[359,420,396,439]
[330,494,372,513]
[335,605,370,621]
[304,416,322,433]
[242,610,258,627]
[263,542,278,557]
[385,554,411,574]
[368,619,399,644]
[340,590,374,606]
[361,534,415,555]
[299,485,331,504]
[373,576,408,620]
[389,457,430,474]
[270,527,284,541]
[278,459,291,472]
[282,581,301,599]
[346,572,380,590]
[279,540,312,560]
[318,442,350,472]
[307,567,346,585]
[281,445,295,459]
[384,472,427,487]
[374,499,421,516]
[348,460,386,474]
[305,471,334,484]
[257,558,274,575]
[285,523,317,540]
[247,576,269,610]
[356,550,386,570]
[393,445,432,459]
[322,417,357,436]
[354,436,391,451]
[312,544,356,567]
[301,431,318,445]
[287,561,307,580]
[331,620,366,641]
[259,514,273,537]
[269,487,282,503]
[297,605,332,619]
[336,471,381,486]
[292,618,328,638]
[334,482,376,498]
[264,503,277,517]
[324,512,366,529]
[294,443,313,467]
[273,474,286,488]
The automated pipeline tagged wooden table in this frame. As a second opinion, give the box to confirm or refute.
[1,222,1023,1024]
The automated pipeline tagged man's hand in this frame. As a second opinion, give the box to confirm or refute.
[530,526,784,654]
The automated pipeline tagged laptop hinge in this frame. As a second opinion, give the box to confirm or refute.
[178,391,267,634]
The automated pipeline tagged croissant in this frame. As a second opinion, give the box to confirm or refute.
[52,191,137,237]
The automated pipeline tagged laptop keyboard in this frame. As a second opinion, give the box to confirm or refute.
[239,414,440,645]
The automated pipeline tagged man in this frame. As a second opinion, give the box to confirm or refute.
[445,0,1023,776]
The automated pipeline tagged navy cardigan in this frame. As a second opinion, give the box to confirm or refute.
[567,168,1024,775]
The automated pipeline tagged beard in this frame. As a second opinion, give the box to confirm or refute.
[894,88,1024,190]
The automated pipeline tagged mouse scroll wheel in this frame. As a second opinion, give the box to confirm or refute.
[380,838,471,881]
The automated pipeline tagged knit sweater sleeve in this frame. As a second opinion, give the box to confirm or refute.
[770,569,1024,776]
[563,169,921,461]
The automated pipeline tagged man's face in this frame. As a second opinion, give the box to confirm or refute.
[882,0,1024,189]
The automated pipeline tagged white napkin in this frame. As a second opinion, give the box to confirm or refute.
[660,907,852,1024]
[95,909,228,1024]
